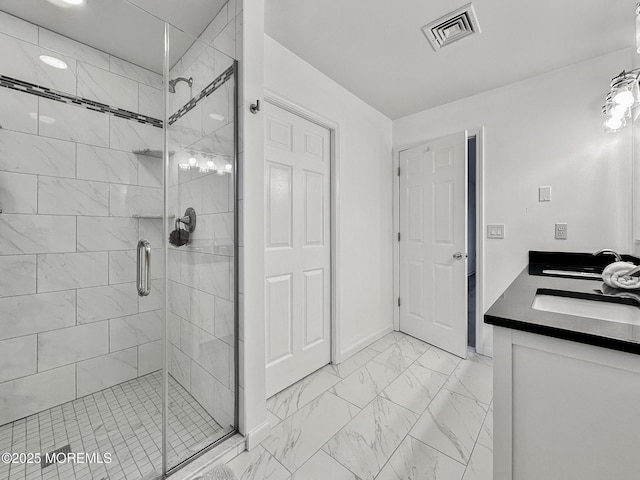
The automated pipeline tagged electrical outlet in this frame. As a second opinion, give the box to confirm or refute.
[555,223,567,240]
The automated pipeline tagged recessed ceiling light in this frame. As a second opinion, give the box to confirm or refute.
[209,113,225,121]
[39,55,68,70]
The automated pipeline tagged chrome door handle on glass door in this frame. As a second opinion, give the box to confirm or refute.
[137,239,151,296]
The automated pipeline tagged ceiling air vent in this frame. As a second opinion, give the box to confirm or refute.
[421,3,482,52]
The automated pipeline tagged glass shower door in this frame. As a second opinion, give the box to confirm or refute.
[164,23,238,472]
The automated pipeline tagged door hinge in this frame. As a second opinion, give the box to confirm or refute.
[398,297,401,307]
[397,232,401,241]
[397,166,400,177]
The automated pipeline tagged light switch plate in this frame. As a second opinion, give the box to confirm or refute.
[487,224,505,239]
[539,186,551,202]
[555,223,567,240]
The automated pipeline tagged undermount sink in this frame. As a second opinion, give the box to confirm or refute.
[532,290,640,325]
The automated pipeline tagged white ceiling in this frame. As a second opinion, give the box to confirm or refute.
[126,0,226,38]
[0,0,226,73]
[265,0,636,119]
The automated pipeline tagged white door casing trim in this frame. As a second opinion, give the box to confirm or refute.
[393,128,488,356]
[263,89,341,366]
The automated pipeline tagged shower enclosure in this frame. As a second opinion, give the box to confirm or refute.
[0,1,239,478]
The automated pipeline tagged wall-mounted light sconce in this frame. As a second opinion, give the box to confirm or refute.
[602,3,640,133]
[602,70,640,133]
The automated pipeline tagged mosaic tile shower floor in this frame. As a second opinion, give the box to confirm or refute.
[0,372,227,480]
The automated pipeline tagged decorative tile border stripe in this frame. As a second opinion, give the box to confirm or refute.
[168,65,234,125]
[0,64,234,130]
[0,75,163,128]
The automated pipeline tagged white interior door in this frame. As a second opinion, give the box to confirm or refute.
[264,102,331,397]
[399,131,468,358]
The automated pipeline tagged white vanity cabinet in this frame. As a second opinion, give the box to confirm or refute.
[493,326,640,480]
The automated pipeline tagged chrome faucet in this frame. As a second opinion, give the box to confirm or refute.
[593,249,640,279]
[593,249,623,262]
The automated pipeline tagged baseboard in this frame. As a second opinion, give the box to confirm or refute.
[245,420,271,450]
[339,324,394,363]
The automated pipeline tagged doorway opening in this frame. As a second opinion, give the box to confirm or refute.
[467,136,477,348]
[395,128,484,358]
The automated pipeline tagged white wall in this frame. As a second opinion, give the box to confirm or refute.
[240,0,269,448]
[394,49,634,355]
[264,35,394,360]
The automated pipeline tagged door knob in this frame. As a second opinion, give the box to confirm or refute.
[453,252,467,260]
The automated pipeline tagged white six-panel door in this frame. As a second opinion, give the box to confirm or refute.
[264,102,331,397]
[399,132,468,358]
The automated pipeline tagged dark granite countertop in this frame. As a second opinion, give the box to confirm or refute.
[484,251,640,355]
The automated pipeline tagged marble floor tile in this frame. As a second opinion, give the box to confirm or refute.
[267,410,282,431]
[227,445,290,480]
[461,443,492,480]
[466,348,493,367]
[323,396,418,480]
[376,435,465,480]
[401,334,431,348]
[322,347,378,378]
[331,360,402,408]
[368,333,399,353]
[381,363,448,414]
[228,342,493,480]
[416,346,461,376]
[291,450,358,480]
[391,331,409,341]
[476,403,493,450]
[267,370,341,420]
[373,337,430,372]
[263,392,359,472]
[443,360,493,405]
[410,389,487,465]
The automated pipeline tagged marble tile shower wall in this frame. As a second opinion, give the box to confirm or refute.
[165,1,241,430]
[0,11,165,426]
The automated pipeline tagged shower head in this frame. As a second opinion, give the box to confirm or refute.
[168,76,193,93]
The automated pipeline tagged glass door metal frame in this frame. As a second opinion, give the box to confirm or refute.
[161,22,240,477]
